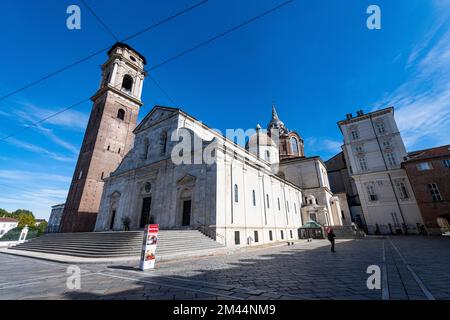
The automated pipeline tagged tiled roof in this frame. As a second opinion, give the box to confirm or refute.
[404,145,450,163]
[0,217,18,223]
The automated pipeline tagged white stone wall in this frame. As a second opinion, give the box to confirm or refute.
[215,148,303,246]
[95,107,304,247]
[335,193,352,226]
[0,222,18,238]
[353,169,423,234]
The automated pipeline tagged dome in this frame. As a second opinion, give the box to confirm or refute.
[247,131,276,148]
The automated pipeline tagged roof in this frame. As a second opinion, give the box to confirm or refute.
[0,217,18,223]
[337,106,394,127]
[107,42,147,65]
[403,144,450,164]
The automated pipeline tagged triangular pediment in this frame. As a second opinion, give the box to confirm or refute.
[177,174,197,186]
[134,106,180,133]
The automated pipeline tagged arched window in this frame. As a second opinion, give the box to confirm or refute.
[265,150,270,161]
[117,108,125,120]
[234,184,239,203]
[290,137,299,154]
[121,75,133,93]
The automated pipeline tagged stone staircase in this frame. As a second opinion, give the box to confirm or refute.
[9,230,225,259]
[330,226,366,239]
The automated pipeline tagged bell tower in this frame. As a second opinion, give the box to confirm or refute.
[60,43,147,232]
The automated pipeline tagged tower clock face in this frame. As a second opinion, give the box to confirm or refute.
[144,182,151,193]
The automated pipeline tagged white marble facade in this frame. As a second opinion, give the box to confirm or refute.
[95,106,344,246]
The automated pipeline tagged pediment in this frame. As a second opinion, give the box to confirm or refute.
[177,174,197,186]
[134,106,180,133]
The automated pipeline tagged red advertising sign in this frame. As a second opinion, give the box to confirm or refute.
[139,224,159,270]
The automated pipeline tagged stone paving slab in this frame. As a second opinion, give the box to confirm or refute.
[0,237,449,300]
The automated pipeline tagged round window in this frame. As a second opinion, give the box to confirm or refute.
[130,56,136,62]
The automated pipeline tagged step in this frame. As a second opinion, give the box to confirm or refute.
[12,229,225,258]
[12,243,222,257]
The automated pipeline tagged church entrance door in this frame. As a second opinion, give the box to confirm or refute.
[182,200,191,226]
[110,210,116,230]
[140,197,152,228]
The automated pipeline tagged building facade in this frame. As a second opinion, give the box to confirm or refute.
[338,108,423,234]
[402,145,450,235]
[46,203,65,233]
[60,43,147,232]
[95,106,308,246]
[94,104,346,247]
[60,43,346,244]
[326,152,363,226]
[0,217,19,238]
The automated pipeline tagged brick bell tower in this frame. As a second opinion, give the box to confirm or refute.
[60,43,147,232]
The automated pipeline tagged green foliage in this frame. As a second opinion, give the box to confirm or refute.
[0,227,39,242]
[1,209,36,228]
[36,221,48,235]
[16,212,36,228]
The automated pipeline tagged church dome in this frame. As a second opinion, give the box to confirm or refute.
[247,131,276,148]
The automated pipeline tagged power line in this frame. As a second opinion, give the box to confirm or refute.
[81,0,176,104]
[148,74,176,105]
[0,98,91,141]
[0,0,208,102]
[80,0,119,41]
[149,0,294,71]
[0,0,295,142]
[85,0,177,105]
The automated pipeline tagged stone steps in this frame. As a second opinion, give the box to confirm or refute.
[10,230,225,258]
[330,226,366,239]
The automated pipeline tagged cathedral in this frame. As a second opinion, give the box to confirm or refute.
[60,43,349,246]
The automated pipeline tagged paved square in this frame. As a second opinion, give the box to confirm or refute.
[1,237,449,300]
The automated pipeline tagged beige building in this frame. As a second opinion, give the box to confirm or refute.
[338,108,423,234]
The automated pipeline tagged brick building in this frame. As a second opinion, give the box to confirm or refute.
[59,43,147,232]
[402,145,450,235]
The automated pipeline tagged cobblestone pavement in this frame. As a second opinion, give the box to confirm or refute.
[0,236,449,300]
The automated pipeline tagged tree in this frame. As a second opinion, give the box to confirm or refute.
[0,208,9,217]
[12,209,35,228]
[37,221,48,235]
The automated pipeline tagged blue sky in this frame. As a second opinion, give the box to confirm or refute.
[0,0,449,219]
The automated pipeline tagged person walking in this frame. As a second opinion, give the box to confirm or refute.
[326,227,336,253]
